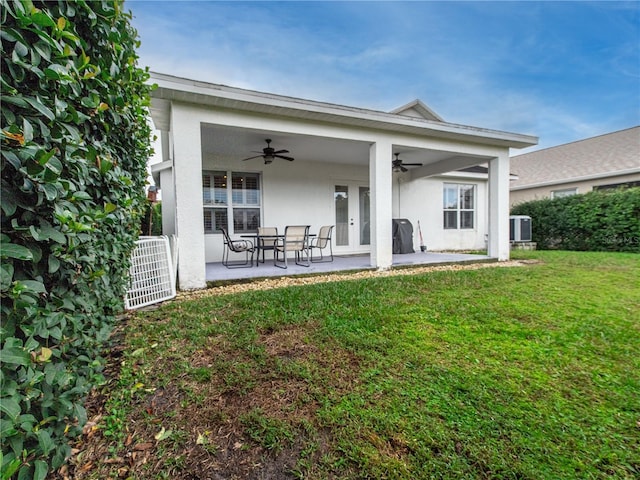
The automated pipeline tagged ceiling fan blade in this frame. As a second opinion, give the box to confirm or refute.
[273,149,289,154]
[402,163,423,167]
[401,166,408,173]
[242,155,263,161]
[275,154,295,161]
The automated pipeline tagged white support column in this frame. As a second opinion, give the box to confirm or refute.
[488,152,511,261]
[171,109,207,289]
[369,140,394,269]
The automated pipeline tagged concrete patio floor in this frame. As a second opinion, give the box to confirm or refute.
[206,251,494,282]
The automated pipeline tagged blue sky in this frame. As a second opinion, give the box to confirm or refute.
[127,1,640,153]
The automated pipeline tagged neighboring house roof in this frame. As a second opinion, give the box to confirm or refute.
[510,126,640,190]
[149,72,536,149]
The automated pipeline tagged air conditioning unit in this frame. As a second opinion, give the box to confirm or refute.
[510,215,532,242]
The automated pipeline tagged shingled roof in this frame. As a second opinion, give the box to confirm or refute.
[510,126,640,189]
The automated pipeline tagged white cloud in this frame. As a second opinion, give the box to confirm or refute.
[129,0,640,151]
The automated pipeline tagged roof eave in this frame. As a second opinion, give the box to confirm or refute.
[149,72,538,150]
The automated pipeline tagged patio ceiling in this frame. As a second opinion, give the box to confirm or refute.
[200,124,459,167]
[201,124,370,165]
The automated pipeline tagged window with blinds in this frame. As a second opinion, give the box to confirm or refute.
[203,171,261,233]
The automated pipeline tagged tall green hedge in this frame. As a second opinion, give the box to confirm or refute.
[0,0,152,477]
[511,188,640,252]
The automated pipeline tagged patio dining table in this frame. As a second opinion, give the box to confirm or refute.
[241,232,315,267]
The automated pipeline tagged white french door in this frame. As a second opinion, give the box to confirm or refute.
[334,184,370,253]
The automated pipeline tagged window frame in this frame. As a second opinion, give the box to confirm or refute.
[551,187,578,198]
[443,183,476,230]
[203,170,262,234]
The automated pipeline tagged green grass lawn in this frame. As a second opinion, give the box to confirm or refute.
[89,251,639,479]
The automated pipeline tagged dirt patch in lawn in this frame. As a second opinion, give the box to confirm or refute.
[55,320,361,480]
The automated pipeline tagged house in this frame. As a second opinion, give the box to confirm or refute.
[148,73,537,289]
[510,126,640,206]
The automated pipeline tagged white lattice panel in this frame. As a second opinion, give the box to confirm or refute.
[125,236,176,309]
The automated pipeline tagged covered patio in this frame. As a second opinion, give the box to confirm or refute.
[206,251,492,282]
[149,73,537,290]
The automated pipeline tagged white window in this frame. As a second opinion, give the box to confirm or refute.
[203,171,261,234]
[443,183,475,230]
[551,188,577,198]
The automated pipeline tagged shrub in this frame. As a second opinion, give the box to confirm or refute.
[140,201,162,236]
[0,1,152,477]
[511,188,640,252]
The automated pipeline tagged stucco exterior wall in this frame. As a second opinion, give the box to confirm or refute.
[396,175,488,251]
[202,154,369,263]
[202,149,491,263]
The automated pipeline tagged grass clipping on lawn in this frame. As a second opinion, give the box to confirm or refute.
[56,252,640,480]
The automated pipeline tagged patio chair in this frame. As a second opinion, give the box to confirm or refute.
[274,225,310,269]
[220,227,255,268]
[310,225,334,263]
[257,226,278,264]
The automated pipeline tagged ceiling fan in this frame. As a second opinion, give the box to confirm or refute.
[242,139,294,164]
[392,153,422,172]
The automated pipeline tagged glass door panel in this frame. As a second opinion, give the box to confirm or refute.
[335,185,349,246]
[359,186,370,245]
